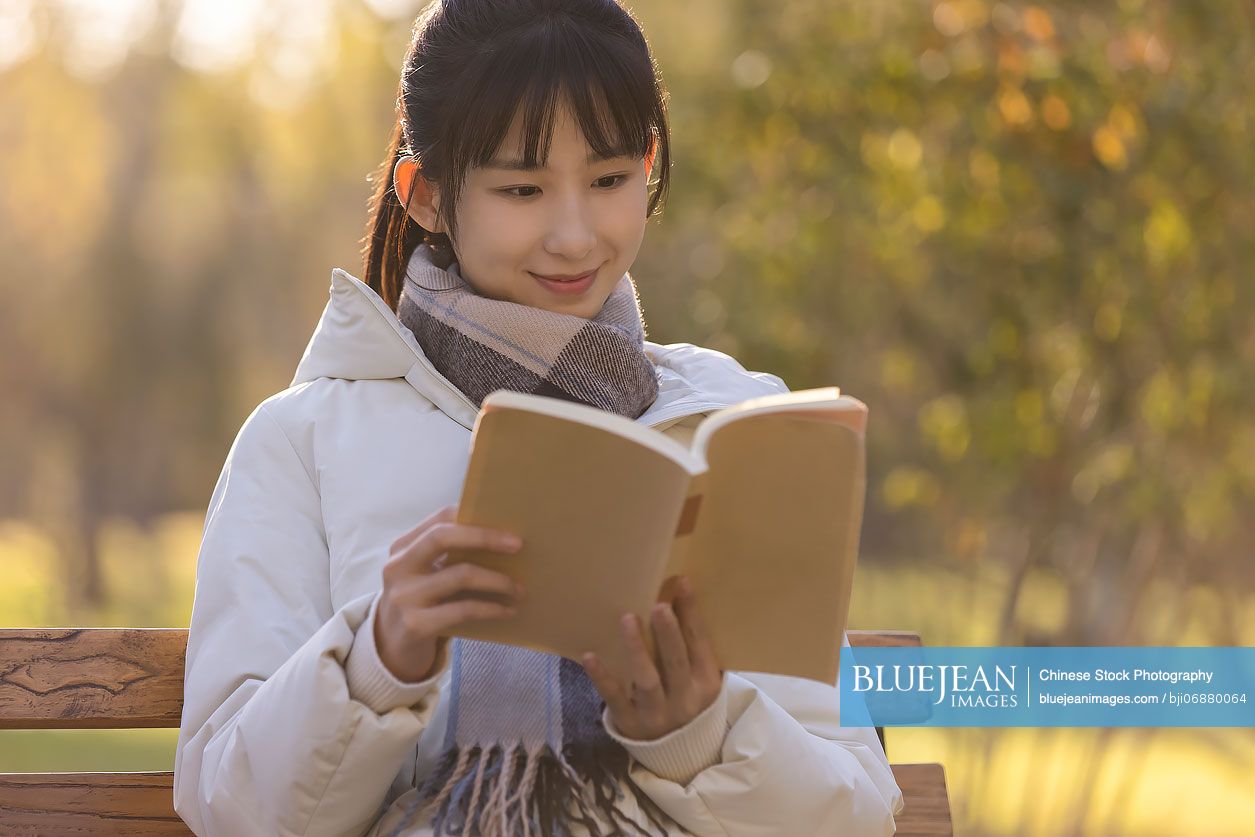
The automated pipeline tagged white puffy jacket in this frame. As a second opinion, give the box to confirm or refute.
[173,268,904,836]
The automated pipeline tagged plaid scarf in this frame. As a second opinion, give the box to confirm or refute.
[388,244,672,836]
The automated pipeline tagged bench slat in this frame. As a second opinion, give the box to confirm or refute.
[0,630,187,730]
[0,766,952,836]
[0,772,191,835]
[0,628,919,728]
[890,763,953,836]
[848,629,923,647]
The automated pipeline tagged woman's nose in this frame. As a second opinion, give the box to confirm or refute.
[542,194,597,260]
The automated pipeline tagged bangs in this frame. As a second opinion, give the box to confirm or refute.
[439,17,662,195]
[367,0,672,307]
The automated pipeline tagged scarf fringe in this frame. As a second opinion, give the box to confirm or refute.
[385,742,675,837]
[387,246,671,835]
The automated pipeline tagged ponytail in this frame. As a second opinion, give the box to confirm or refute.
[361,120,439,311]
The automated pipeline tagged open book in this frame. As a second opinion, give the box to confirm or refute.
[443,386,867,687]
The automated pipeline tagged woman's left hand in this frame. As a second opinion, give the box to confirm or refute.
[581,575,725,741]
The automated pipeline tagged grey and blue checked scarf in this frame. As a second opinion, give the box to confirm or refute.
[389,244,672,836]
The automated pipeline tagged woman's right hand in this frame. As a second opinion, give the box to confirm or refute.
[374,504,525,683]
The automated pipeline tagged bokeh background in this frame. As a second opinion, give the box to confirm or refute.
[2,0,1253,834]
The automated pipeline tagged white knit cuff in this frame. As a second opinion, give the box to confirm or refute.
[602,674,730,785]
[345,595,449,714]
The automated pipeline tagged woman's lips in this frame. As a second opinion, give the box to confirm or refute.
[533,270,595,282]
[530,268,597,295]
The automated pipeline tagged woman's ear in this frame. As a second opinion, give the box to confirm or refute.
[643,137,657,180]
[393,155,444,232]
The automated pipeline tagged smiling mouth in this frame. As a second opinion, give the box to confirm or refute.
[530,270,596,283]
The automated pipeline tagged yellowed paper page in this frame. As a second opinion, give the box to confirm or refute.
[445,407,691,684]
[676,415,865,685]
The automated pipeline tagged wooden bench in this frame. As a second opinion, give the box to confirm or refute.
[0,628,952,835]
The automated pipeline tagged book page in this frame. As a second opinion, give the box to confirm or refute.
[444,406,693,682]
[664,414,865,685]
[690,387,858,453]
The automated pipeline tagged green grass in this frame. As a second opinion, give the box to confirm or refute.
[0,729,178,773]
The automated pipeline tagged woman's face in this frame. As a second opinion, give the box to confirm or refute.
[439,102,652,319]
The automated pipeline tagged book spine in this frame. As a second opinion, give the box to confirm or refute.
[657,471,708,603]
[674,491,703,537]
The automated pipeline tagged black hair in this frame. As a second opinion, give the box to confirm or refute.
[361,0,672,310]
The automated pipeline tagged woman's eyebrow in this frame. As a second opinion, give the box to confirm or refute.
[484,148,635,172]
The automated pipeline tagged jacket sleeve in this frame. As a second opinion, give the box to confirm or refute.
[174,403,449,837]
[605,632,903,836]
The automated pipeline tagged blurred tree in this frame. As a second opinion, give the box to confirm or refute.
[636,0,1255,651]
[2,0,1252,635]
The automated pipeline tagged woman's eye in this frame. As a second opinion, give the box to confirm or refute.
[499,175,627,198]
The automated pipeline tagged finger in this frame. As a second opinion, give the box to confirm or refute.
[420,598,519,634]
[621,613,666,715]
[581,652,631,718]
[389,521,521,579]
[650,602,691,693]
[386,569,521,617]
[389,504,457,556]
[674,578,721,676]
[417,562,523,606]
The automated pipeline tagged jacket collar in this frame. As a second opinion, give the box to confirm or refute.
[292,268,786,431]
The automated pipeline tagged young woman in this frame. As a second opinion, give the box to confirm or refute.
[174,1,903,834]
